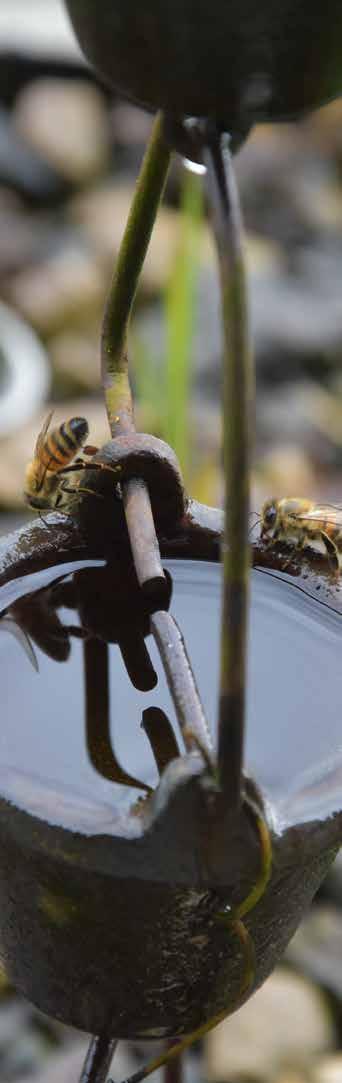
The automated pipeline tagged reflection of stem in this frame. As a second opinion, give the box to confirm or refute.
[204,131,252,810]
[119,630,158,692]
[79,1035,118,1083]
[142,707,180,776]
[101,111,171,435]
[83,637,151,793]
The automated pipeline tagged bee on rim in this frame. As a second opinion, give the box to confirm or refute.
[261,497,342,574]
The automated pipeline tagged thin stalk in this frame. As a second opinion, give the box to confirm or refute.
[164,171,203,474]
[79,1035,118,1083]
[101,111,171,436]
[204,130,253,809]
[100,111,171,599]
[164,1046,183,1083]
[117,917,253,1083]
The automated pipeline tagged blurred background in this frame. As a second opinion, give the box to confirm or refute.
[0,2,342,1083]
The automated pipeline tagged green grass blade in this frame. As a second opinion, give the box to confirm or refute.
[164,170,203,476]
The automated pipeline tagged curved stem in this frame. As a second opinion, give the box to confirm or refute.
[101,111,171,436]
[204,130,253,810]
[142,707,181,775]
[116,917,254,1083]
[100,111,171,598]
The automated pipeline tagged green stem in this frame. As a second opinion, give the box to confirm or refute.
[165,170,203,474]
[116,917,254,1083]
[204,131,253,809]
[101,111,171,435]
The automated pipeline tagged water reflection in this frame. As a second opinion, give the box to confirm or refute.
[0,558,341,832]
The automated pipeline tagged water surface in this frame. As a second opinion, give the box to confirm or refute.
[1,558,341,831]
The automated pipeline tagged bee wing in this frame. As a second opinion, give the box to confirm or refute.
[304,504,342,528]
[31,411,55,489]
[35,411,54,457]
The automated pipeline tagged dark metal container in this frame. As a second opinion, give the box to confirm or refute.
[65,1,342,136]
[0,784,337,1036]
[0,516,341,1036]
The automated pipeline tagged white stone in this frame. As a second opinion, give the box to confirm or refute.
[206,968,334,1082]
[14,80,109,185]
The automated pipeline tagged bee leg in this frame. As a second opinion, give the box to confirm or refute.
[38,510,52,529]
[56,461,86,476]
[84,461,121,478]
[78,487,106,500]
[59,461,121,477]
[54,492,75,517]
[320,531,340,578]
[57,482,78,496]
[281,534,306,572]
[59,481,105,500]
[261,528,280,550]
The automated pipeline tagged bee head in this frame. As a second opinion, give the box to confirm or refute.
[261,499,279,537]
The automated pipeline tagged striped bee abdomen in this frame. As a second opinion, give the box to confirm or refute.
[41,417,89,471]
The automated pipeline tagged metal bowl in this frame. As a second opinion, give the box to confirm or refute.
[0,516,341,1035]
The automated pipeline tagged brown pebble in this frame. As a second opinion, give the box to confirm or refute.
[13,79,110,184]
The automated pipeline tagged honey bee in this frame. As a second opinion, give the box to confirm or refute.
[24,413,96,511]
[261,497,342,573]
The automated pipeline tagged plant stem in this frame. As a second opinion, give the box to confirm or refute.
[101,111,171,437]
[79,1035,118,1083]
[164,1046,183,1083]
[204,130,253,810]
[100,111,171,598]
[164,170,203,475]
